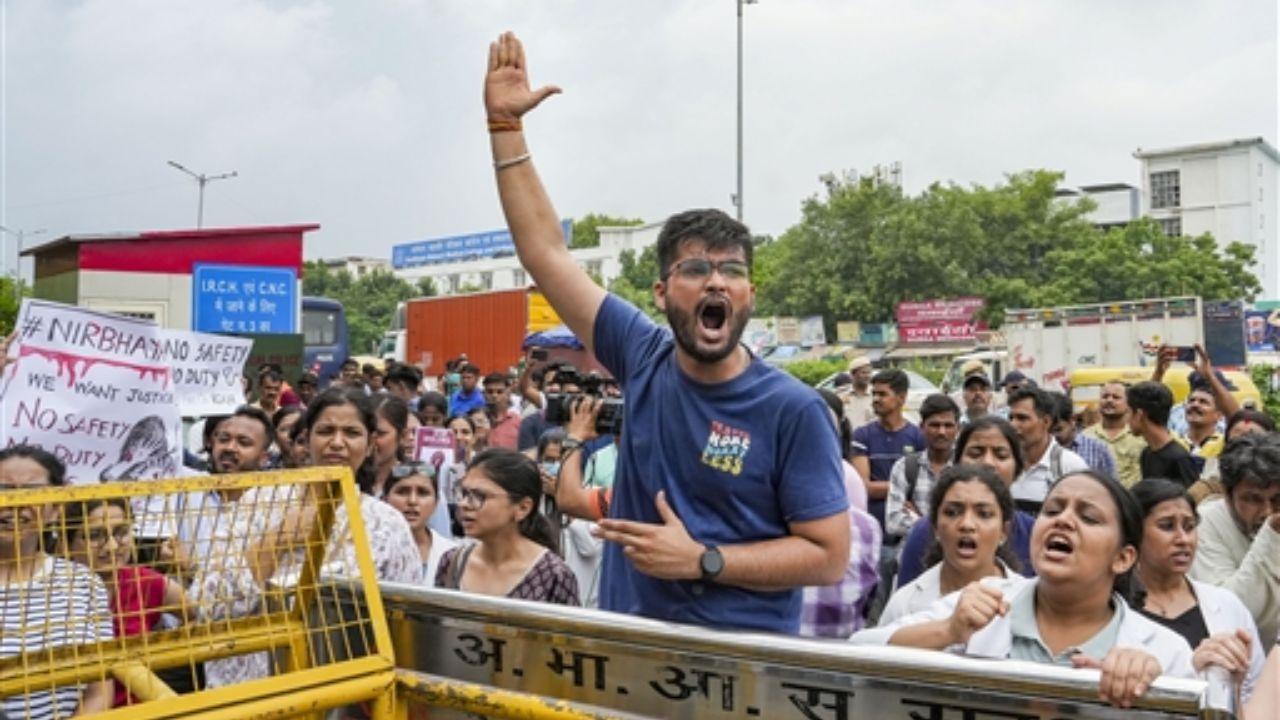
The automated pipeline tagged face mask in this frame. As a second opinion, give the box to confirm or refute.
[542,461,562,477]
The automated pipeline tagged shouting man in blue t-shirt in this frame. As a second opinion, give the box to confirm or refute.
[482,32,850,633]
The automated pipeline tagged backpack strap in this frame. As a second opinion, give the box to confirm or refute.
[904,453,921,505]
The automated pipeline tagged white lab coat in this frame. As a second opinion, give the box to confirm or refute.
[853,577,1196,679]
[879,561,1016,627]
[1191,578,1266,703]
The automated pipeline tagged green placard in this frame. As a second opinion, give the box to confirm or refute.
[240,333,306,384]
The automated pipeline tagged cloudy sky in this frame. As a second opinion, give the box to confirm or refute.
[1,0,1276,269]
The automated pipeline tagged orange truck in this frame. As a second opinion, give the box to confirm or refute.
[402,288,564,377]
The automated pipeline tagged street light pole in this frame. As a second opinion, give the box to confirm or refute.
[735,0,757,223]
[0,225,46,302]
[167,160,238,229]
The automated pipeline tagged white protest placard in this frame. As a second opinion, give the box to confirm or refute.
[1,300,182,484]
[158,328,251,416]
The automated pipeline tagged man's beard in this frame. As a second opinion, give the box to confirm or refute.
[665,298,751,365]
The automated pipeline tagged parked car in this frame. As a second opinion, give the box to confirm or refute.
[816,368,941,424]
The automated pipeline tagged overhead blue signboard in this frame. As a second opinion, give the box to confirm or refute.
[192,264,298,334]
[392,219,572,269]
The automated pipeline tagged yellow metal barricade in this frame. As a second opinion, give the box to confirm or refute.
[0,467,399,720]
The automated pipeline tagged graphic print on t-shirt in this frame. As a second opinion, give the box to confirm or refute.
[700,420,751,476]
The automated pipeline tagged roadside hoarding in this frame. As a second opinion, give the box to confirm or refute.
[896,297,986,345]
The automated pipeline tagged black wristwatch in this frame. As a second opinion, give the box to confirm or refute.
[699,545,725,583]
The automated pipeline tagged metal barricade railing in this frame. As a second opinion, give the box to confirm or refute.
[0,468,398,720]
[362,582,1233,720]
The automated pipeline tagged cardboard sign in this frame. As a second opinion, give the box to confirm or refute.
[1,300,181,484]
[412,426,457,476]
[159,328,252,416]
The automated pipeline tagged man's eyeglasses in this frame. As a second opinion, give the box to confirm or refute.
[663,258,751,282]
[391,462,435,479]
[452,486,511,509]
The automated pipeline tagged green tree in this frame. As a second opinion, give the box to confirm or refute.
[0,277,28,336]
[608,246,662,319]
[415,277,438,297]
[1040,219,1260,304]
[754,169,1256,330]
[570,213,643,249]
[302,263,421,354]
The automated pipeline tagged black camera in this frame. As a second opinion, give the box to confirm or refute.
[544,369,624,436]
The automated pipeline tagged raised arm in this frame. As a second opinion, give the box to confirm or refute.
[486,32,605,352]
[1193,344,1241,420]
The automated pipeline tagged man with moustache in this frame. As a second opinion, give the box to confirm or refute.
[483,32,849,633]
[1082,380,1146,487]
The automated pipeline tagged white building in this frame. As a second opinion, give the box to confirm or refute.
[1054,183,1140,230]
[322,255,390,278]
[1133,138,1279,297]
[393,222,664,294]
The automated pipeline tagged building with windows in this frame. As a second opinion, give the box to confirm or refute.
[1134,138,1279,297]
[322,256,389,278]
[392,221,664,294]
[1054,183,1140,230]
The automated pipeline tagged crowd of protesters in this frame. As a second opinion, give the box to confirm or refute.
[0,27,1276,718]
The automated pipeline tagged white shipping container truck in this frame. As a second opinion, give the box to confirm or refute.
[1001,297,1203,391]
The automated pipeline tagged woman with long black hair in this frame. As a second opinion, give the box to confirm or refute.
[855,470,1197,708]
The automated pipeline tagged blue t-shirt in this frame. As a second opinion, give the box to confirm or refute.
[896,511,1037,586]
[593,295,848,634]
[449,388,486,417]
[850,420,924,528]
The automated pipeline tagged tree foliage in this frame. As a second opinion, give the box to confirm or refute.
[608,246,662,319]
[0,278,28,336]
[302,261,426,355]
[757,170,1261,328]
[571,213,644,248]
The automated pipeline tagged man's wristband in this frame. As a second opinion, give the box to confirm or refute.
[561,437,584,453]
[488,118,522,133]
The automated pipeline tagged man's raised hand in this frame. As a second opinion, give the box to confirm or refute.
[485,32,561,123]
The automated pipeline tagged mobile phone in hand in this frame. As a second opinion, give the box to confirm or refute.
[1174,346,1196,362]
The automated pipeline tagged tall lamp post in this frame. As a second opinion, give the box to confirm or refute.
[167,160,238,229]
[0,225,46,301]
[737,0,752,221]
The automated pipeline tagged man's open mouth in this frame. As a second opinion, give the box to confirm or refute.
[698,297,729,332]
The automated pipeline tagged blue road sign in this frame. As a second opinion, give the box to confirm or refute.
[391,219,572,269]
[192,264,298,334]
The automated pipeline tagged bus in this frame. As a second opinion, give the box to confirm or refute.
[302,296,349,385]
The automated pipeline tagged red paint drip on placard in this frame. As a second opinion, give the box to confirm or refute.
[18,346,172,389]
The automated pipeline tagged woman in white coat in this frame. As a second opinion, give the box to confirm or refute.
[879,465,1019,625]
[854,470,1194,709]
[1131,478,1265,704]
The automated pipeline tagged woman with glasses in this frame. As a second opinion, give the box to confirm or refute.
[1,445,114,718]
[383,462,458,584]
[62,497,191,707]
[436,448,579,605]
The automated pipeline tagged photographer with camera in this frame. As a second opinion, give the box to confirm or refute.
[486,32,849,633]
[550,396,620,607]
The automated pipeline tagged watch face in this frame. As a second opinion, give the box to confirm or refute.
[701,547,724,577]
